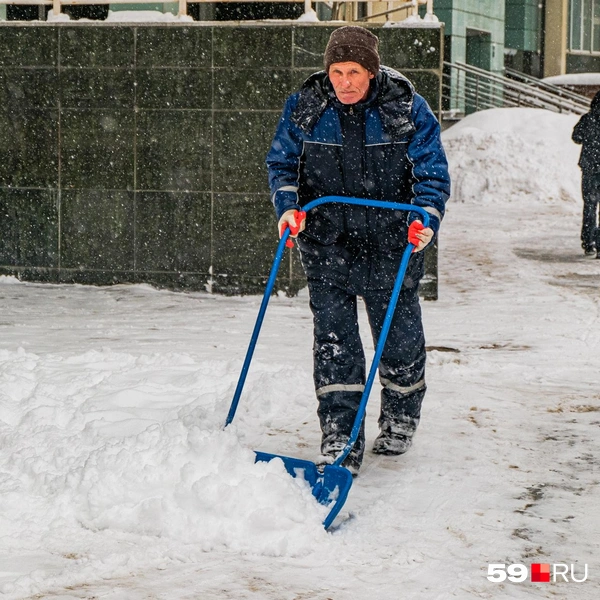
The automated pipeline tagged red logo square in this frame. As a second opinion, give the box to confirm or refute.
[531,563,550,582]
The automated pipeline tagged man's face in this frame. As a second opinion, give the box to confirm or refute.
[328,61,375,105]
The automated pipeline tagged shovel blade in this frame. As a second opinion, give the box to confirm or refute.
[254,451,353,529]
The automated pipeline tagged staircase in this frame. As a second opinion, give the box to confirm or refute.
[442,61,590,127]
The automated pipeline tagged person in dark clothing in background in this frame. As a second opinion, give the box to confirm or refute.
[572,90,600,258]
[266,26,450,475]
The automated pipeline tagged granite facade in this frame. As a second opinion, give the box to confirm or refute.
[0,22,443,297]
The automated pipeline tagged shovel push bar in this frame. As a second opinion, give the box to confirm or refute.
[224,195,430,450]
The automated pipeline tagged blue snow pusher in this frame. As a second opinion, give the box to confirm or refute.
[224,196,430,529]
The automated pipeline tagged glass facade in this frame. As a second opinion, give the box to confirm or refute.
[570,0,600,52]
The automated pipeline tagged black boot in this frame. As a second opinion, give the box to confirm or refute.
[372,418,415,455]
[316,422,365,476]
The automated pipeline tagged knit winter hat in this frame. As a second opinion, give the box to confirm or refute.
[324,26,381,75]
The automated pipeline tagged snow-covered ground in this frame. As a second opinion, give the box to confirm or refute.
[1,108,599,599]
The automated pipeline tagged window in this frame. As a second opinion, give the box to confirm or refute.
[570,0,600,52]
[595,0,600,50]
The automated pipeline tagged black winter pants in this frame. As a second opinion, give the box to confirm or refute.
[307,277,427,456]
[581,172,600,251]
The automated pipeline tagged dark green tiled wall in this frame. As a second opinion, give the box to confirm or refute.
[136,27,212,67]
[136,69,212,109]
[136,110,212,191]
[0,28,58,66]
[135,191,211,272]
[214,69,292,110]
[61,109,135,189]
[0,188,58,267]
[60,27,135,67]
[214,27,293,68]
[212,192,278,293]
[0,110,59,188]
[213,111,281,194]
[0,68,59,107]
[60,69,135,109]
[293,27,336,68]
[0,23,442,298]
[379,27,442,70]
[61,189,134,270]
[404,70,441,111]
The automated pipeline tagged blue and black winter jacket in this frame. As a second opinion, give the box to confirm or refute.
[266,66,450,289]
[267,66,449,226]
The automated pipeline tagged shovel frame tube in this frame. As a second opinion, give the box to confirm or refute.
[224,196,430,528]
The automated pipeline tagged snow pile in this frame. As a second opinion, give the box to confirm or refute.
[106,10,193,22]
[543,72,600,86]
[296,8,319,22]
[0,346,328,589]
[442,107,581,206]
[46,9,72,22]
[383,14,441,27]
[0,276,22,285]
[69,422,326,552]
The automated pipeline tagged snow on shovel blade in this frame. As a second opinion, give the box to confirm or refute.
[254,451,353,529]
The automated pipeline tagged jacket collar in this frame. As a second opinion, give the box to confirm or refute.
[290,65,415,138]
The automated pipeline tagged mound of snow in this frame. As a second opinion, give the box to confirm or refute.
[542,72,600,86]
[442,108,582,205]
[0,276,23,285]
[0,347,328,574]
[105,10,193,22]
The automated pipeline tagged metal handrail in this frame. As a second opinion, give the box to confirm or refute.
[504,66,591,104]
[453,61,589,112]
[443,61,590,117]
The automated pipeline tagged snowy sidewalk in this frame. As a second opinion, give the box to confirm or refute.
[1,108,599,599]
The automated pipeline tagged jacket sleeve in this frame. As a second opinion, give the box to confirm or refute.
[406,94,451,234]
[266,95,304,220]
[571,114,588,144]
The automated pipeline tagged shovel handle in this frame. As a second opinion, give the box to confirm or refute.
[225,196,430,428]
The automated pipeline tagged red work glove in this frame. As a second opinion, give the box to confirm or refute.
[278,209,306,247]
[408,220,433,252]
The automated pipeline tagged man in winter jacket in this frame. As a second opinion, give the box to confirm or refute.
[572,90,600,258]
[266,26,450,475]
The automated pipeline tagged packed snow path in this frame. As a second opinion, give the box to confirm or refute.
[0,109,598,599]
